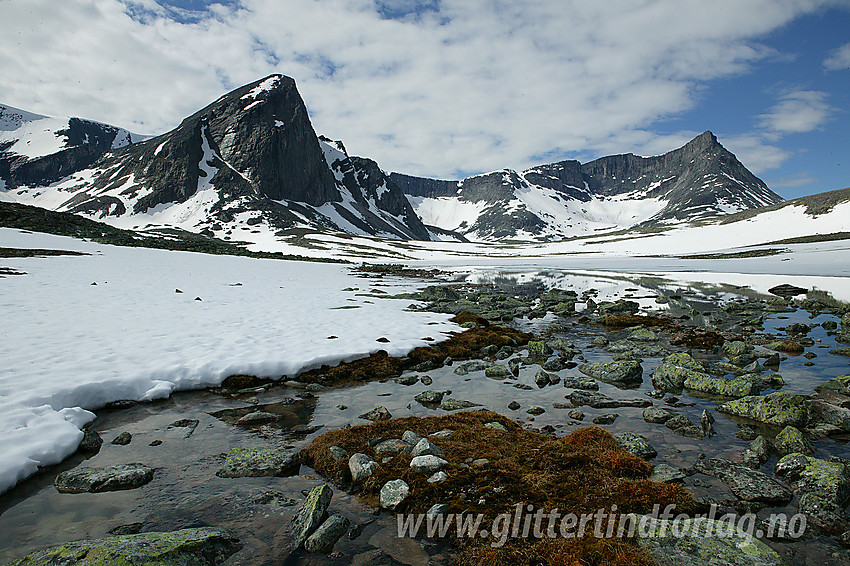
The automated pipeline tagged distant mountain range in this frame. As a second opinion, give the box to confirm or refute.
[1,75,784,244]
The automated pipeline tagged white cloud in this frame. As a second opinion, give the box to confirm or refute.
[758,91,832,135]
[0,0,840,178]
[824,42,850,70]
[763,173,817,188]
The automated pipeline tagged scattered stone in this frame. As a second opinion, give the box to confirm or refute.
[78,429,103,453]
[773,426,815,456]
[348,453,379,483]
[9,528,242,566]
[410,455,448,474]
[374,438,413,455]
[592,414,619,425]
[700,409,715,437]
[420,375,433,385]
[568,409,585,421]
[484,365,511,379]
[402,430,423,445]
[111,432,132,446]
[614,432,657,459]
[718,392,810,428]
[380,479,410,510]
[526,340,553,361]
[579,360,643,384]
[359,406,392,421]
[664,414,704,438]
[534,369,558,387]
[412,438,445,458]
[236,411,280,425]
[428,471,448,484]
[507,401,521,411]
[629,327,658,342]
[561,376,599,390]
[643,406,676,424]
[484,422,508,431]
[217,448,300,478]
[749,436,773,466]
[414,391,444,405]
[453,360,494,375]
[55,464,155,493]
[684,373,755,398]
[393,375,418,386]
[650,464,686,483]
[304,514,350,553]
[439,399,481,411]
[527,405,546,416]
[831,347,850,357]
[429,429,454,439]
[292,484,334,546]
[695,458,792,504]
[652,352,706,391]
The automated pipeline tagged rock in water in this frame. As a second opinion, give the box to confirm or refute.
[78,429,103,454]
[55,464,155,493]
[614,432,657,460]
[292,484,334,546]
[718,392,809,428]
[578,360,643,384]
[9,527,242,565]
[348,453,379,483]
[768,284,808,299]
[216,448,300,478]
[635,515,785,566]
[303,514,350,553]
[694,458,792,504]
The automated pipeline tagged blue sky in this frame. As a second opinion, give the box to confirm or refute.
[1,0,848,199]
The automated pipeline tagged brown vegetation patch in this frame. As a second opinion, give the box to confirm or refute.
[602,314,669,328]
[220,374,272,390]
[670,327,725,349]
[302,410,698,566]
[450,311,491,327]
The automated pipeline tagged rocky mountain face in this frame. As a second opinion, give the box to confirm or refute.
[0,76,429,241]
[392,131,783,241]
[0,104,139,189]
[2,75,781,245]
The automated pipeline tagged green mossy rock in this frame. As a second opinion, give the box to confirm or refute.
[216,448,300,478]
[684,374,754,398]
[773,426,814,456]
[652,352,705,391]
[816,375,850,396]
[719,392,810,428]
[7,528,242,566]
[635,516,786,566]
[578,360,643,384]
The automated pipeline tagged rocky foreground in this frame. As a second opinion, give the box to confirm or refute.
[3,272,850,566]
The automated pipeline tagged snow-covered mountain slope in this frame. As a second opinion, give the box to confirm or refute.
[0,76,430,241]
[392,132,783,242]
[0,104,143,190]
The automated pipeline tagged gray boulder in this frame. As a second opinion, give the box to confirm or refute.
[303,514,350,553]
[216,448,300,478]
[292,484,334,546]
[652,352,706,391]
[348,453,378,483]
[718,392,810,428]
[579,360,643,384]
[694,458,792,504]
[55,464,155,493]
[410,455,448,474]
[379,479,410,510]
[614,432,657,460]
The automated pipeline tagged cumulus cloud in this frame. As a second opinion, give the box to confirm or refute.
[824,42,850,70]
[0,0,840,177]
[758,90,832,136]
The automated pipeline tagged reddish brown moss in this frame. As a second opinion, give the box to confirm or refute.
[302,410,698,566]
[451,311,491,327]
[299,350,407,384]
[670,327,725,349]
[220,374,270,390]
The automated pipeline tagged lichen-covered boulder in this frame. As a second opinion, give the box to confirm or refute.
[635,515,786,566]
[526,340,554,361]
[303,514,350,553]
[815,375,850,396]
[773,426,814,456]
[216,448,300,478]
[652,352,705,391]
[484,365,511,379]
[683,374,754,398]
[9,527,241,565]
[614,432,657,460]
[55,464,155,493]
[348,453,378,483]
[694,458,792,504]
[292,484,334,546]
[578,360,643,384]
[775,453,850,532]
[718,392,810,428]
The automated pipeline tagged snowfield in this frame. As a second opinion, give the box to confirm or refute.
[0,229,460,494]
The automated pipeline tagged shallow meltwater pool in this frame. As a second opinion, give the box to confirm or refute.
[1,270,849,566]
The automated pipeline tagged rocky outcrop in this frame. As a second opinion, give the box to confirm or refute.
[7,528,242,565]
[54,463,154,493]
[718,392,810,428]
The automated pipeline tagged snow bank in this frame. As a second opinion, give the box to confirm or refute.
[0,229,460,494]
